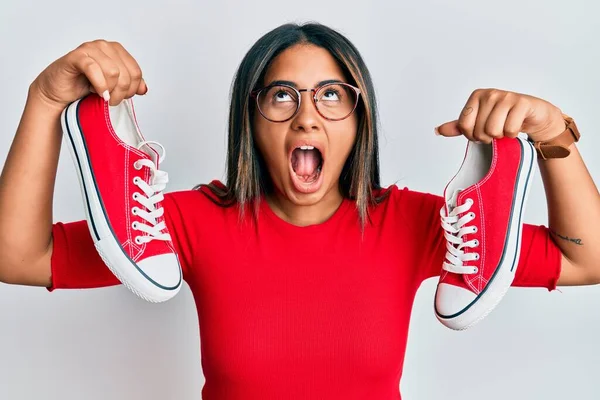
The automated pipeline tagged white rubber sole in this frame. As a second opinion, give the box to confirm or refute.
[60,99,181,303]
[436,136,536,330]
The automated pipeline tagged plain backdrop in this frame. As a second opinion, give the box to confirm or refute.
[1,0,599,399]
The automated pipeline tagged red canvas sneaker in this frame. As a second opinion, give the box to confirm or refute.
[60,94,182,302]
[434,136,536,330]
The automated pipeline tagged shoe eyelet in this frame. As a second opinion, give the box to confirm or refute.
[132,192,139,201]
[472,267,479,273]
[474,253,480,260]
[472,226,478,233]
[131,207,138,215]
[473,239,479,246]
[133,177,141,185]
[466,198,473,205]
[469,212,475,218]
[132,222,138,229]
[135,236,143,245]
[133,161,142,170]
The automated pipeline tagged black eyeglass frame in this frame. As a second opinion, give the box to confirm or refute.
[250,82,362,123]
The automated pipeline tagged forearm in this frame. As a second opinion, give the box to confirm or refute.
[538,141,600,279]
[0,83,63,271]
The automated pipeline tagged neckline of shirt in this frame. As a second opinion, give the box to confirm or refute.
[259,195,354,234]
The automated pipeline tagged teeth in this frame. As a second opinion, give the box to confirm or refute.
[299,145,315,150]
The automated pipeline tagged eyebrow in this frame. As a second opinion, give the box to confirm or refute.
[266,79,345,88]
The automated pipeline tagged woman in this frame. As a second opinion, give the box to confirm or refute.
[0,22,598,399]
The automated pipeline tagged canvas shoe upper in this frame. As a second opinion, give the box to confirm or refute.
[61,94,182,302]
[434,136,536,330]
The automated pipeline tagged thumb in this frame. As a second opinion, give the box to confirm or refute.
[435,120,462,137]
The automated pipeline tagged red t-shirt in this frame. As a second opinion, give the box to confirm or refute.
[49,182,561,399]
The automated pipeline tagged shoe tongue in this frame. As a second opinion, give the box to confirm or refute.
[118,98,161,169]
[138,143,160,168]
[292,149,321,176]
[446,188,463,214]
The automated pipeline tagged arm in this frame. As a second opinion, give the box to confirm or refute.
[0,40,147,287]
[0,88,62,286]
[538,137,600,286]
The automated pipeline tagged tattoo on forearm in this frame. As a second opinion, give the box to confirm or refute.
[551,230,583,245]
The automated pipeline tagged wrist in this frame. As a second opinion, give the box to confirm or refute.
[27,81,65,117]
[530,113,581,160]
[528,109,567,143]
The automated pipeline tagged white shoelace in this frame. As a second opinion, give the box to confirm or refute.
[131,141,172,245]
[440,197,480,274]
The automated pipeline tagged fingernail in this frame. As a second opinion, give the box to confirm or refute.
[434,126,440,136]
[102,90,110,102]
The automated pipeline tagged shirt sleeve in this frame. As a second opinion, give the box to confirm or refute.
[48,219,119,291]
[48,191,196,291]
[396,187,562,291]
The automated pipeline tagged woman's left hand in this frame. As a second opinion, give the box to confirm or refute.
[435,88,567,143]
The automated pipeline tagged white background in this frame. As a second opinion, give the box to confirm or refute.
[1,0,599,398]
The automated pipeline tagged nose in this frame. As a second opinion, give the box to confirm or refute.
[291,90,320,132]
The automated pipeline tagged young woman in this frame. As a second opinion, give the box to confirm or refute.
[0,22,598,399]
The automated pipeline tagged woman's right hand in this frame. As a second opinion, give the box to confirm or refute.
[31,39,148,109]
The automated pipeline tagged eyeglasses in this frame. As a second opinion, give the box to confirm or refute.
[250,82,361,123]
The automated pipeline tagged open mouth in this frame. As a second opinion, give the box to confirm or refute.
[291,145,323,184]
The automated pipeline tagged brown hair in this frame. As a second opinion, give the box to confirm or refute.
[195,22,389,227]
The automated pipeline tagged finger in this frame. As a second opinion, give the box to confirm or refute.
[504,100,528,139]
[485,100,512,139]
[111,42,147,98]
[454,91,480,142]
[70,47,118,101]
[435,120,462,137]
[94,43,131,106]
[138,78,148,95]
[472,97,496,144]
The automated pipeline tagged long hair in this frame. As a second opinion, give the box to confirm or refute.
[195,22,388,226]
